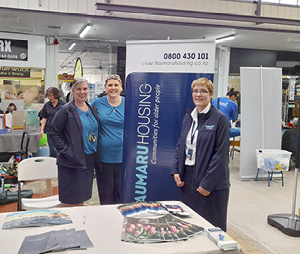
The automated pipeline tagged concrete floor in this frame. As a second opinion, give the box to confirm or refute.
[227,152,300,254]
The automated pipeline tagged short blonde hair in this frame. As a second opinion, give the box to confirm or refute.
[191,78,214,94]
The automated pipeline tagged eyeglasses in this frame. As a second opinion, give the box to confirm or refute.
[192,89,210,95]
[105,74,120,80]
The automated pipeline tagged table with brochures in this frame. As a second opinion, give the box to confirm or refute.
[0,201,243,253]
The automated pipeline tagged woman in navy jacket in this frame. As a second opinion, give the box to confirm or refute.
[171,78,230,231]
[49,77,100,206]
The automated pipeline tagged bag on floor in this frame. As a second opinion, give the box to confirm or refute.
[0,189,33,205]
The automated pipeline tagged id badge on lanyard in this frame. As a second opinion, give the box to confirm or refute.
[187,121,197,160]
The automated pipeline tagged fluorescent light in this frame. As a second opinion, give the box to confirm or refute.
[287,37,300,43]
[68,43,76,50]
[79,24,92,38]
[215,34,235,43]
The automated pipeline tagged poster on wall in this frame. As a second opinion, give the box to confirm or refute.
[122,39,215,203]
[0,38,28,61]
[0,83,44,104]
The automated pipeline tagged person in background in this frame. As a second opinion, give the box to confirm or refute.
[49,77,100,206]
[65,82,73,102]
[5,103,17,129]
[282,117,298,165]
[5,103,17,114]
[292,100,299,119]
[92,74,125,204]
[212,90,238,128]
[39,87,66,158]
[172,78,230,232]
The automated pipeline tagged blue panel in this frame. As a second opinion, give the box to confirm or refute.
[121,72,214,202]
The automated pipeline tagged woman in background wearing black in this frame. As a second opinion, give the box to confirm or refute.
[39,87,65,158]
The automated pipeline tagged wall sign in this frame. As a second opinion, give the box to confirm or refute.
[0,67,30,77]
[0,39,28,61]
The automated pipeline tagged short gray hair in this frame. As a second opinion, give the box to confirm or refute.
[293,117,298,128]
[71,77,88,90]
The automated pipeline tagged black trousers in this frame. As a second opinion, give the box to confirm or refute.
[181,165,229,232]
[95,162,122,205]
[47,135,58,158]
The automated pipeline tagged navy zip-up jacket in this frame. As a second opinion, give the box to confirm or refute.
[171,104,230,192]
[48,100,101,169]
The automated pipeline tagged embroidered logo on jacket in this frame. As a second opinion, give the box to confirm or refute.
[205,125,215,130]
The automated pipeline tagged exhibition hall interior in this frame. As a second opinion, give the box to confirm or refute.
[0,1,300,254]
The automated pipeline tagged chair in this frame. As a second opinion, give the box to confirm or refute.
[17,157,61,211]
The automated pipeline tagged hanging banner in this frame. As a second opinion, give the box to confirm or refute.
[74,57,83,78]
[123,39,215,203]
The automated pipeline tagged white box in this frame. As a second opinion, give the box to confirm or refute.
[255,149,292,172]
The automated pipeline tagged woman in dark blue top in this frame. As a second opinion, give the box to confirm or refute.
[92,74,125,204]
[171,78,230,231]
[39,87,66,158]
[49,77,100,206]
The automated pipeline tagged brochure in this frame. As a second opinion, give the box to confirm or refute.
[18,228,93,254]
[121,213,203,244]
[161,203,191,217]
[117,201,191,217]
[2,209,72,229]
[204,227,238,251]
[117,201,169,217]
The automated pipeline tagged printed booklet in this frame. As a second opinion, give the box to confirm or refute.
[2,209,72,229]
[121,213,203,243]
[205,227,238,251]
[117,201,191,217]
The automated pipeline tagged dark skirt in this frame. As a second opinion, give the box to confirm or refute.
[181,165,229,232]
[58,153,96,204]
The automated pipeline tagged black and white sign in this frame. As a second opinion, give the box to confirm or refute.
[0,39,28,61]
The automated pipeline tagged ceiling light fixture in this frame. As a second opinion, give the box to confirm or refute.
[68,43,76,50]
[215,34,235,43]
[79,24,92,38]
[287,37,300,43]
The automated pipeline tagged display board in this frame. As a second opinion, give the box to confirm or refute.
[122,39,215,202]
[240,67,282,179]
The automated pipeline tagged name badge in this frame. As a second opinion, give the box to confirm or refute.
[187,148,193,160]
[89,132,96,143]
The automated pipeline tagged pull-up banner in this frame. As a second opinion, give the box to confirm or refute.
[122,40,215,203]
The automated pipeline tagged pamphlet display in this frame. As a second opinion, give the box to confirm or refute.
[2,209,72,229]
[121,213,204,243]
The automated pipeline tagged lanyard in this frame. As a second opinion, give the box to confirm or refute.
[190,121,197,145]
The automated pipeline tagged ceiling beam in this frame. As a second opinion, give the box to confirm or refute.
[96,3,300,27]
